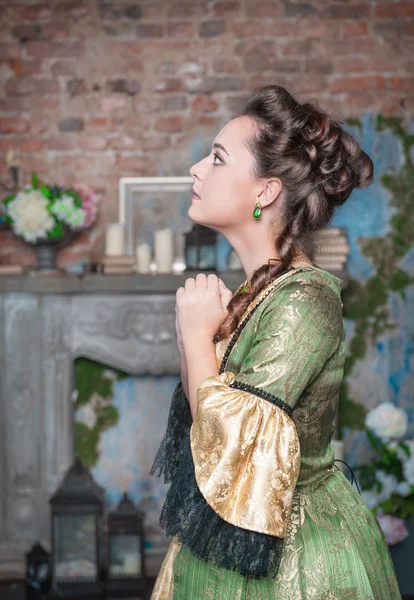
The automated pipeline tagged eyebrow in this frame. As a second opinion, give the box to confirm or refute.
[212,142,230,156]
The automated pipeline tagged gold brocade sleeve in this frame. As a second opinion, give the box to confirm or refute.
[190,371,301,538]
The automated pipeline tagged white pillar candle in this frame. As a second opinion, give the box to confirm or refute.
[105,223,124,256]
[154,227,174,274]
[135,242,152,273]
[331,439,344,472]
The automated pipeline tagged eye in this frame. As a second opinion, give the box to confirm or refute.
[213,152,223,165]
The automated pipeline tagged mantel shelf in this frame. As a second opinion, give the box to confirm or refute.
[0,268,348,295]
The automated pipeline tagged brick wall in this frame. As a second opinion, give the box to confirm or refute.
[0,0,413,267]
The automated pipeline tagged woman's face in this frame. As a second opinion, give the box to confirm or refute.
[189,116,261,232]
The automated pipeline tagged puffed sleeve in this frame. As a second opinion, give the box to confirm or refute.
[190,275,344,538]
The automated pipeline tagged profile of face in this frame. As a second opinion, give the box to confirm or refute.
[189,115,282,234]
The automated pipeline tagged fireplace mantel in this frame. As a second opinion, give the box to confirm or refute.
[0,268,347,578]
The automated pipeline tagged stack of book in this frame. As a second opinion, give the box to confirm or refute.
[95,255,136,275]
[313,227,350,272]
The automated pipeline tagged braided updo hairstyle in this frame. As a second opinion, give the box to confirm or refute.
[215,84,374,342]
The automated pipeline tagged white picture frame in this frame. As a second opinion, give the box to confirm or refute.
[118,177,194,256]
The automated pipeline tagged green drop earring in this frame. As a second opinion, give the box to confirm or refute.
[253,201,261,219]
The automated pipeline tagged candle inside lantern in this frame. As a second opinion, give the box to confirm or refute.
[105,223,124,256]
[154,228,173,274]
[135,242,152,273]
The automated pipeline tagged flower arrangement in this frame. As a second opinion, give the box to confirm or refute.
[2,173,97,243]
[355,402,414,545]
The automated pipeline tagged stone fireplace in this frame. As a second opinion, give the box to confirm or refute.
[0,272,245,579]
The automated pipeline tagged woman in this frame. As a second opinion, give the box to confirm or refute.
[149,85,401,599]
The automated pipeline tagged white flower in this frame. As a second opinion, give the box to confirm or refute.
[395,439,414,463]
[365,402,408,441]
[6,189,55,242]
[76,403,97,429]
[396,481,412,497]
[376,470,399,501]
[362,490,381,510]
[51,194,86,229]
[403,455,414,486]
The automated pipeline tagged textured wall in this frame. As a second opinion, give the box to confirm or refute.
[0,0,414,267]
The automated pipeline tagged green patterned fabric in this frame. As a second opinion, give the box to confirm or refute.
[171,267,402,599]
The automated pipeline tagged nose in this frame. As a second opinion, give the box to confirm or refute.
[189,156,207,181]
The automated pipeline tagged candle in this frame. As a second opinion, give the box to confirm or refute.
[154,227,174,274]
[105,223,124,256]
[135,242,152,273]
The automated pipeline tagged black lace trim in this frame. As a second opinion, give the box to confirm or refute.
[158,433,284,579]
[149,380,192,484]
[217,267,295,374]
[150,379,285,579]
[229,381,294,417]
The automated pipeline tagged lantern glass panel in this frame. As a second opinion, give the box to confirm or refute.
[54,514,97,579]
[110,535,141,577]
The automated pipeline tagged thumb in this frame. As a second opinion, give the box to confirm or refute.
[218,279,233,310]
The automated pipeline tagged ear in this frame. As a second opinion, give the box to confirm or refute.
[256,178,283,207]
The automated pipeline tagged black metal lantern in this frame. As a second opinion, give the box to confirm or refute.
[26,542,51,598]
[106,492,146,598]
[184,224,217,271]
[49,456,105,599]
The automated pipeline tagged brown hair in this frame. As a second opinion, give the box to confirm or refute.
[214,84,374,341]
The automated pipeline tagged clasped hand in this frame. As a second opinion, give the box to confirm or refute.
[175,273,233,350]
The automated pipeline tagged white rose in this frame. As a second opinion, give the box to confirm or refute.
[365,402,408,441]
[396,481,412,497]
[7,190,55,242]
[361,490,380,510]
[403,455,414,486]
[395,439,414,463]
[376,471,399,502]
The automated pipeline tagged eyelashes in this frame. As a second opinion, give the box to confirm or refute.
[213,152,223,165]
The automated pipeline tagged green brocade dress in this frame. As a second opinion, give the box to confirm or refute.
[150,266,401,600]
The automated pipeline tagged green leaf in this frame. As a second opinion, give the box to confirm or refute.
[3,215,13,224]
[31,172,40,189]
[2,195,15,206]
[65,189,82,207]
[39,185,52,200]
[47,221,64,239]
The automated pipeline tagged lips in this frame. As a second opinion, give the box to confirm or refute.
[192,187,200,199]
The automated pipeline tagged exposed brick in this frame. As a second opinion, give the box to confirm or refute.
[0,118,30,133]
[213,58,240,73]
[47,137,78,151]
[154,116,185,132]
[19,138,45,152]
[246,2,284,18]
[404,21,414,35]
[166,22,197,37]
[0,139,14,153]
[9,4,53,21]
[51,60,77,77]
[214,2,241,16]
[167,3,206,18]
[58,117,84,132]
[80,136,108,151]
[106,79,141,96]
[189,76,245,93]
[115,156,156,174]
[6,78,59,96]
[0,96,32,112]
[284,3,318,17]
[154,78,183,93]
[386,77,414,92]
[110,135,137,150]
[40,22,71,40]
[192,95,219,113]
[101,96,128,112]
[67,78,87,96]
[331,76,386,93]
[142,135,170,151]
[342,22,369,36]
[10,59,42,77]
[0,44,21,60]
[375,2,414,18]
[27,41,84,58]
[197,115,221,127]
[125,4,142,19]
[324,4,370,18]
[199,21,226,37]
[12,25,41,42]
[162,95,188,111]
[89,117,109,129]
[136,24,164,38]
